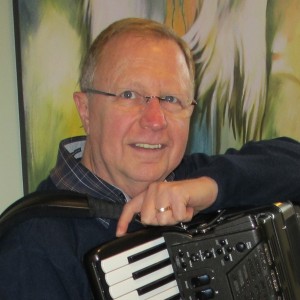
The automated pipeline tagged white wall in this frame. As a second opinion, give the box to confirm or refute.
[0,0,24,213]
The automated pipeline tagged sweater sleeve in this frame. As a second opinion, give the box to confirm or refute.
[174,137,300,212]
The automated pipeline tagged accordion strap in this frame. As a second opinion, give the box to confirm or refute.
[88,196,124,219]
[0,191,124,238]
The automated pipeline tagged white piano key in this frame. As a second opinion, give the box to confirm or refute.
[101,237,165,273]
[105,249,170,285]
[109,265,174,298]
[115,290,140,300]
[114,280,179,300]
[145,283,180,300]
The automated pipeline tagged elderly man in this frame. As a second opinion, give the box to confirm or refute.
[1,18,300,300]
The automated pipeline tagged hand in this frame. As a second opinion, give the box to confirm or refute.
[116,176,218,237]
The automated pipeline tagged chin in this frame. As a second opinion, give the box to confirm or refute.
[131,170,167,183]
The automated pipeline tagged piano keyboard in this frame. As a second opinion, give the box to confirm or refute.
[100,236,181,299]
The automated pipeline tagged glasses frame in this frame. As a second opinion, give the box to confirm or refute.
[83,88,197,108]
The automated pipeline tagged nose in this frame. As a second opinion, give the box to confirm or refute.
[139,97,167,130]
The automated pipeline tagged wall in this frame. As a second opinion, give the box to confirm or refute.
[0,0,23,213]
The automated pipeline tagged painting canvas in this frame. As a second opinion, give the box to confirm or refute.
[13,0,300,193]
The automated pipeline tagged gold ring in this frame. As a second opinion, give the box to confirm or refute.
[156,206,171,213]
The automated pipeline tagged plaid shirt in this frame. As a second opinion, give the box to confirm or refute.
[50,136,174,226]
[50,136,128,227]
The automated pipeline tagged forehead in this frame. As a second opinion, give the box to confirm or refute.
[94,33,192,93]
[100,31,183,60]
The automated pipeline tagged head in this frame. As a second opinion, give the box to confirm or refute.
[79,18,195,92]
[74,18,195,197]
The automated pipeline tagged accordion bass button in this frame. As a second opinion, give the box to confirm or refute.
[224,254,230,261]
[178,250,184,257]
[195,287,215,299]
[204,250,213,259]
[190,274,211,288]
[236,242,246,252]
[226,246,233,252]
[219,239,226,246]
[181,262,187,269]
[216,248,223,255]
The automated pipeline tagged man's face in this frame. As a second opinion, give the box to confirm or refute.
[75,33,194,196]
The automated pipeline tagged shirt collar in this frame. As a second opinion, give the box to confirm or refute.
[50,136,127,204]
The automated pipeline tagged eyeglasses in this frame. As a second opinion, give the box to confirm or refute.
[83,88,196,117]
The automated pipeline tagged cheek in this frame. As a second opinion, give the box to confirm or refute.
[169,118,190,157]
[172,117,190,142]
[89,105,132,146]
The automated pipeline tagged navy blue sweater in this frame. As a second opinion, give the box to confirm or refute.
[1,137,300,299]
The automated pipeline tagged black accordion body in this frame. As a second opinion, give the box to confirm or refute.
[85,202,300,300]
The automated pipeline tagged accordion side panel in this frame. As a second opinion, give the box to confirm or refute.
[163,218,264,299]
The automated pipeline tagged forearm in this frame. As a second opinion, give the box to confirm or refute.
[117,137,300,235]
[177,137,300,212]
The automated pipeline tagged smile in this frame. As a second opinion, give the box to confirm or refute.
[135,143,162,149]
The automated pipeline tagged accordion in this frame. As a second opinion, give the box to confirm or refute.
[85,202,300,300]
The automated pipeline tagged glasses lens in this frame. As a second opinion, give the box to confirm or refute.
[114,89,194,117]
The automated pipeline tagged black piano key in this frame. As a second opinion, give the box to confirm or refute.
[137,273,176,295]
[165,294,182,300]
[127,242,167,263]
[132,258,171,279]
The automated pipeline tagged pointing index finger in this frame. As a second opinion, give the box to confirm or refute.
[116,196,143,237]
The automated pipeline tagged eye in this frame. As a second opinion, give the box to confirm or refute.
[119,90,137,100]
[162,95,179,104]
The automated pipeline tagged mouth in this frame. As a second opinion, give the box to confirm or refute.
[134,143,163,150]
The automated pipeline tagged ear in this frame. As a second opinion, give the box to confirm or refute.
[73,92,90,134]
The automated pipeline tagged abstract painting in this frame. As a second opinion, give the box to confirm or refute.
[13,0,300,192]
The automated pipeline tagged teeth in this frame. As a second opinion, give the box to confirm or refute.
[135,143,162,149]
